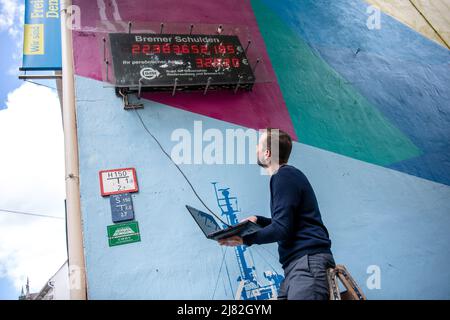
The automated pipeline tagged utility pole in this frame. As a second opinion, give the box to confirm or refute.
[60,0,87,300]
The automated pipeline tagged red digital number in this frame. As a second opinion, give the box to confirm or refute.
[142,44,150,54]
[181,45,190,54]
[133,43,237,57]
[196,58,203,68]
[132,44,140,54]
[162,44,171,53]
[213,45,226,54]
[212,58,220,67]
[232,58,240,67]
[152,44,161,53]
[191,45,199,54]
[200,45,208,54]
[173,44,181,54]
[204,58,213,67]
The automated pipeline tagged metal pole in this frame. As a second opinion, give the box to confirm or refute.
[18,74,62,80]
[60,0,87,300]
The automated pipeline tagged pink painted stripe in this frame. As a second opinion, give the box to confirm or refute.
[72,0,296,139]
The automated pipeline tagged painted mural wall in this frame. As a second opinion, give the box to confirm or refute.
[72,0,450,299]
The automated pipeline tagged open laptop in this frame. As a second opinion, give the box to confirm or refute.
[186,205,262,241]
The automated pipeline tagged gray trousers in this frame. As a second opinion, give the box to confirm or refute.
[278,253,335,300]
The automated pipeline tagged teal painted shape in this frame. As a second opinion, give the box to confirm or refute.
[251,0,421,166]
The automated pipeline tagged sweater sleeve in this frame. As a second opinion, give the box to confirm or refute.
[255,215,272,227]
[243,174,298,246]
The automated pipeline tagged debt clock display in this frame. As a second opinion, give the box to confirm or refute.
[108,33,255,93]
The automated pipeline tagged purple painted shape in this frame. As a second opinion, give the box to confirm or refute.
[72,0,296,139]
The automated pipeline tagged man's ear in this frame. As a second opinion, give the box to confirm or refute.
[265,149,271,158]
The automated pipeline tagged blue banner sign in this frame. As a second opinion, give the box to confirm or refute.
[21,0,62,70]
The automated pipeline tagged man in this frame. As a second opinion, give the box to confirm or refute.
[219,128,335,300]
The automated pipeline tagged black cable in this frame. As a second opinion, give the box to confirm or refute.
[134,108,230,227]
[0,208,64,220]
[212,246,228,299]
[252,246,281,275]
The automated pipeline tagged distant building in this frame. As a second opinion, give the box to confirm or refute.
[18,261,69,300]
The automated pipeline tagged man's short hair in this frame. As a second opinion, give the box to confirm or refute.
[265,128,292,164]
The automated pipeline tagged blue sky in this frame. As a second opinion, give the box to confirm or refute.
[0,30,22,110]
[0,5,23,300]
[0,28,21,300]
[0,277,19,299]
[0,0,67,300]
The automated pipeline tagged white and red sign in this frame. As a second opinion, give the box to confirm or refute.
[99,168,138,196]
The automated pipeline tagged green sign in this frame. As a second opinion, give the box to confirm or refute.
[107,221,141,247]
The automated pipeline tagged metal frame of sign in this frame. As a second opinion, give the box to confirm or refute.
[99,167,139,196]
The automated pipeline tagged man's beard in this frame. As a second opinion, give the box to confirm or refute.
[257,157,268,168]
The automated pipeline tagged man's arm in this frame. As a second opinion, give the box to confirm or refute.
[242,176,298,246]
[218,215,272,247]
[255,215,272,227]
[242,215,272,227]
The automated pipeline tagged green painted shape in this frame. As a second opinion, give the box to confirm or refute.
[107,221,141,247]
[251,0,421,166]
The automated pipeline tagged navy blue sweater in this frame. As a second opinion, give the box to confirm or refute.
[243,165,332,269]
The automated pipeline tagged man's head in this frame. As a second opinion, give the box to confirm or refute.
[256,128,292,169]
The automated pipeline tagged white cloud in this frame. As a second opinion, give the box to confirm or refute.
[0,82,67,294]
[0,0,25,75]
[0,0,23,39]
[0,0,17,30]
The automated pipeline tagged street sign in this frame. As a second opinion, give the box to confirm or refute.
[107,221,141,247]
[110,193,134,223]
[99,167,138,196]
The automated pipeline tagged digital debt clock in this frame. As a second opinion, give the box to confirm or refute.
[109,33,255,93]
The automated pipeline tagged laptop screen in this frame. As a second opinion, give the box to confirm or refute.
[186,205,222,236]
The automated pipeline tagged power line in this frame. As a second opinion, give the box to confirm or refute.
[212,246,228,299]
[252,246,280,275]
[0,208,64,220]
[222,250,235,297]
[134,108,230,227]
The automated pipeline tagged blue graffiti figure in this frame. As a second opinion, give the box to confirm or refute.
[212,183,284,300]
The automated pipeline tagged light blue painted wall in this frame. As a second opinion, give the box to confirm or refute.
[76,76,282,299]
[76,76,450,299]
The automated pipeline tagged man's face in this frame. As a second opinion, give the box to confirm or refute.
[256,132,270,168]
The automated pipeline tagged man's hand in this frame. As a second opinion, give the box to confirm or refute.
[218,236,243,247]
[241,216,257,224]
[217,216,257,246]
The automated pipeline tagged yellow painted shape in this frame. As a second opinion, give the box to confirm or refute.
[366,0,450,48]
[23,24,44,55]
